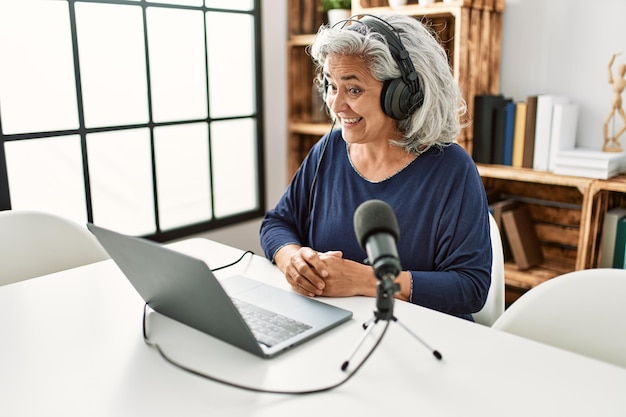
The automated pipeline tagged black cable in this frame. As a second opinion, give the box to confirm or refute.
[210,250,254,272]
[307,117,336,222]
[142,302,389,395]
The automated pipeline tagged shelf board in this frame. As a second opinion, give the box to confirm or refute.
[352,1,466,18]
[289,122,333,136]
[477,164,594,194]
[352,0,504,13]
[288,34,316,47]
[503,261,570,290]
[591,174,626,193]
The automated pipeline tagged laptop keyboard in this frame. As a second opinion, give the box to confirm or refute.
[231,298,312,347]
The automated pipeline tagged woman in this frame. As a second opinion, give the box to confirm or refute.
[260,14,492,321]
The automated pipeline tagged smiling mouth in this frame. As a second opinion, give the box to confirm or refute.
[342,117,362,124]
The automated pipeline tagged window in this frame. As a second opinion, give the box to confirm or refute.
[0,0,264,241]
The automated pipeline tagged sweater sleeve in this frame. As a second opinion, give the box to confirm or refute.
[408,159,492,320]
[260,134,330,262]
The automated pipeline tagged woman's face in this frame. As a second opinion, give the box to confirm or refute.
[324,54,398,145]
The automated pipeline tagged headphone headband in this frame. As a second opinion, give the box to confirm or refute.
[340,14,424,119]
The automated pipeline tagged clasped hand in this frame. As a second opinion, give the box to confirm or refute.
[277,246,378,298]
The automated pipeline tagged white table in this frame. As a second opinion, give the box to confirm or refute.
[1,238,625,416]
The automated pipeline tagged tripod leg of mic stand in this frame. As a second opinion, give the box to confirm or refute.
[362,316,376,330]
[392,316,442,360]
[341,317,379,371]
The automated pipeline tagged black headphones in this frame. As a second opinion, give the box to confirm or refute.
[337,15,424,120]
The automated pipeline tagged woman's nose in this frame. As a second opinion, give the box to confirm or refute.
[328,90,347,114]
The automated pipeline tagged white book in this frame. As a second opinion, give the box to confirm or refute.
[553,163,625,179]
[548,103,578,172]
[554,148,626,169]
[532,95,569,171]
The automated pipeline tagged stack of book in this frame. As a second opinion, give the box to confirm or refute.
[472,92,626,179]
[552,148,626,179]
[472,93,588,174]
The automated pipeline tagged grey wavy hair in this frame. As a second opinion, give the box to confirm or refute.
[309,14,466,154]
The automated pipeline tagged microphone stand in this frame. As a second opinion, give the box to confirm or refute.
[341,273,442,371]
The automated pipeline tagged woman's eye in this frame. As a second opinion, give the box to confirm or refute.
[348,87,361,96]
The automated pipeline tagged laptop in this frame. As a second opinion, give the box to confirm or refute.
[87,223,353,359]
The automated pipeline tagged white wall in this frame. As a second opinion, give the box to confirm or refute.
[204,0,626,253]
[500,0,626,149]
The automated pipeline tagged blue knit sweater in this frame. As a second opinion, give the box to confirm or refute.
[260,129,492,320]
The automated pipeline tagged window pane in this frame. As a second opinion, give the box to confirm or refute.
[75,3,149,128]
[154,123,212,230]
[0,1,78,134]
[204,0,253,11]
[148,0,203,6]
[206,12,255,118]
[87,129,155,235]
[4,136,87,223]
[211,119,258,217]
[147,7,207,123]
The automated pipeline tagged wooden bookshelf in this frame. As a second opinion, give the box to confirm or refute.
[479,164,626,292]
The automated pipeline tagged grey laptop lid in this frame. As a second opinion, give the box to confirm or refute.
[87,223,352,358]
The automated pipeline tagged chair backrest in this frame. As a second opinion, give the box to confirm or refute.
[492,268,626,368]
[0,210,109,286]
[472,212,506,326]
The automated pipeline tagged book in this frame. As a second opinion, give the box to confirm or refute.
[551,164,625,180]
[522,95,538,168]
[553,148,626,179]
[489,198,518,262]
[547,103,579,172]
[532,94,570,171]
[492,98,513,165]
[502,100,516,166]
[472,94,505,164]
[554,148,626,169]
[613,216,626,268]
[511,101,527,167]
[501,205,543,271]
[599,207,626,268]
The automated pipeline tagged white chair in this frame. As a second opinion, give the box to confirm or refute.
[0,210,109,286]
[492,268,626,368]
[472,212,506,326]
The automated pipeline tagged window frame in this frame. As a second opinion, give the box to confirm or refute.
[0,0,266,242]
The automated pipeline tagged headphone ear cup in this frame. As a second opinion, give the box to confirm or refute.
[381,78,412,120]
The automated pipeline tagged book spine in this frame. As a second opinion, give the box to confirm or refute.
[533,95,569,171]
[492,98,508,165]
[472,95,504,164]
[511,102,527,168]
[613,217,626,268]
[503,100,516,166]
[522,95,538,168]
[489,198,519,262]
[599,208,626,268]
[501,205,543,271]
[548,103,578,172]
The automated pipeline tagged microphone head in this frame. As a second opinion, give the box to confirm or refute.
[353,199,400,249]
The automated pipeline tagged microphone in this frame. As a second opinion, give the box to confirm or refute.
[346,200,443,366]
[353,199,402,281]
